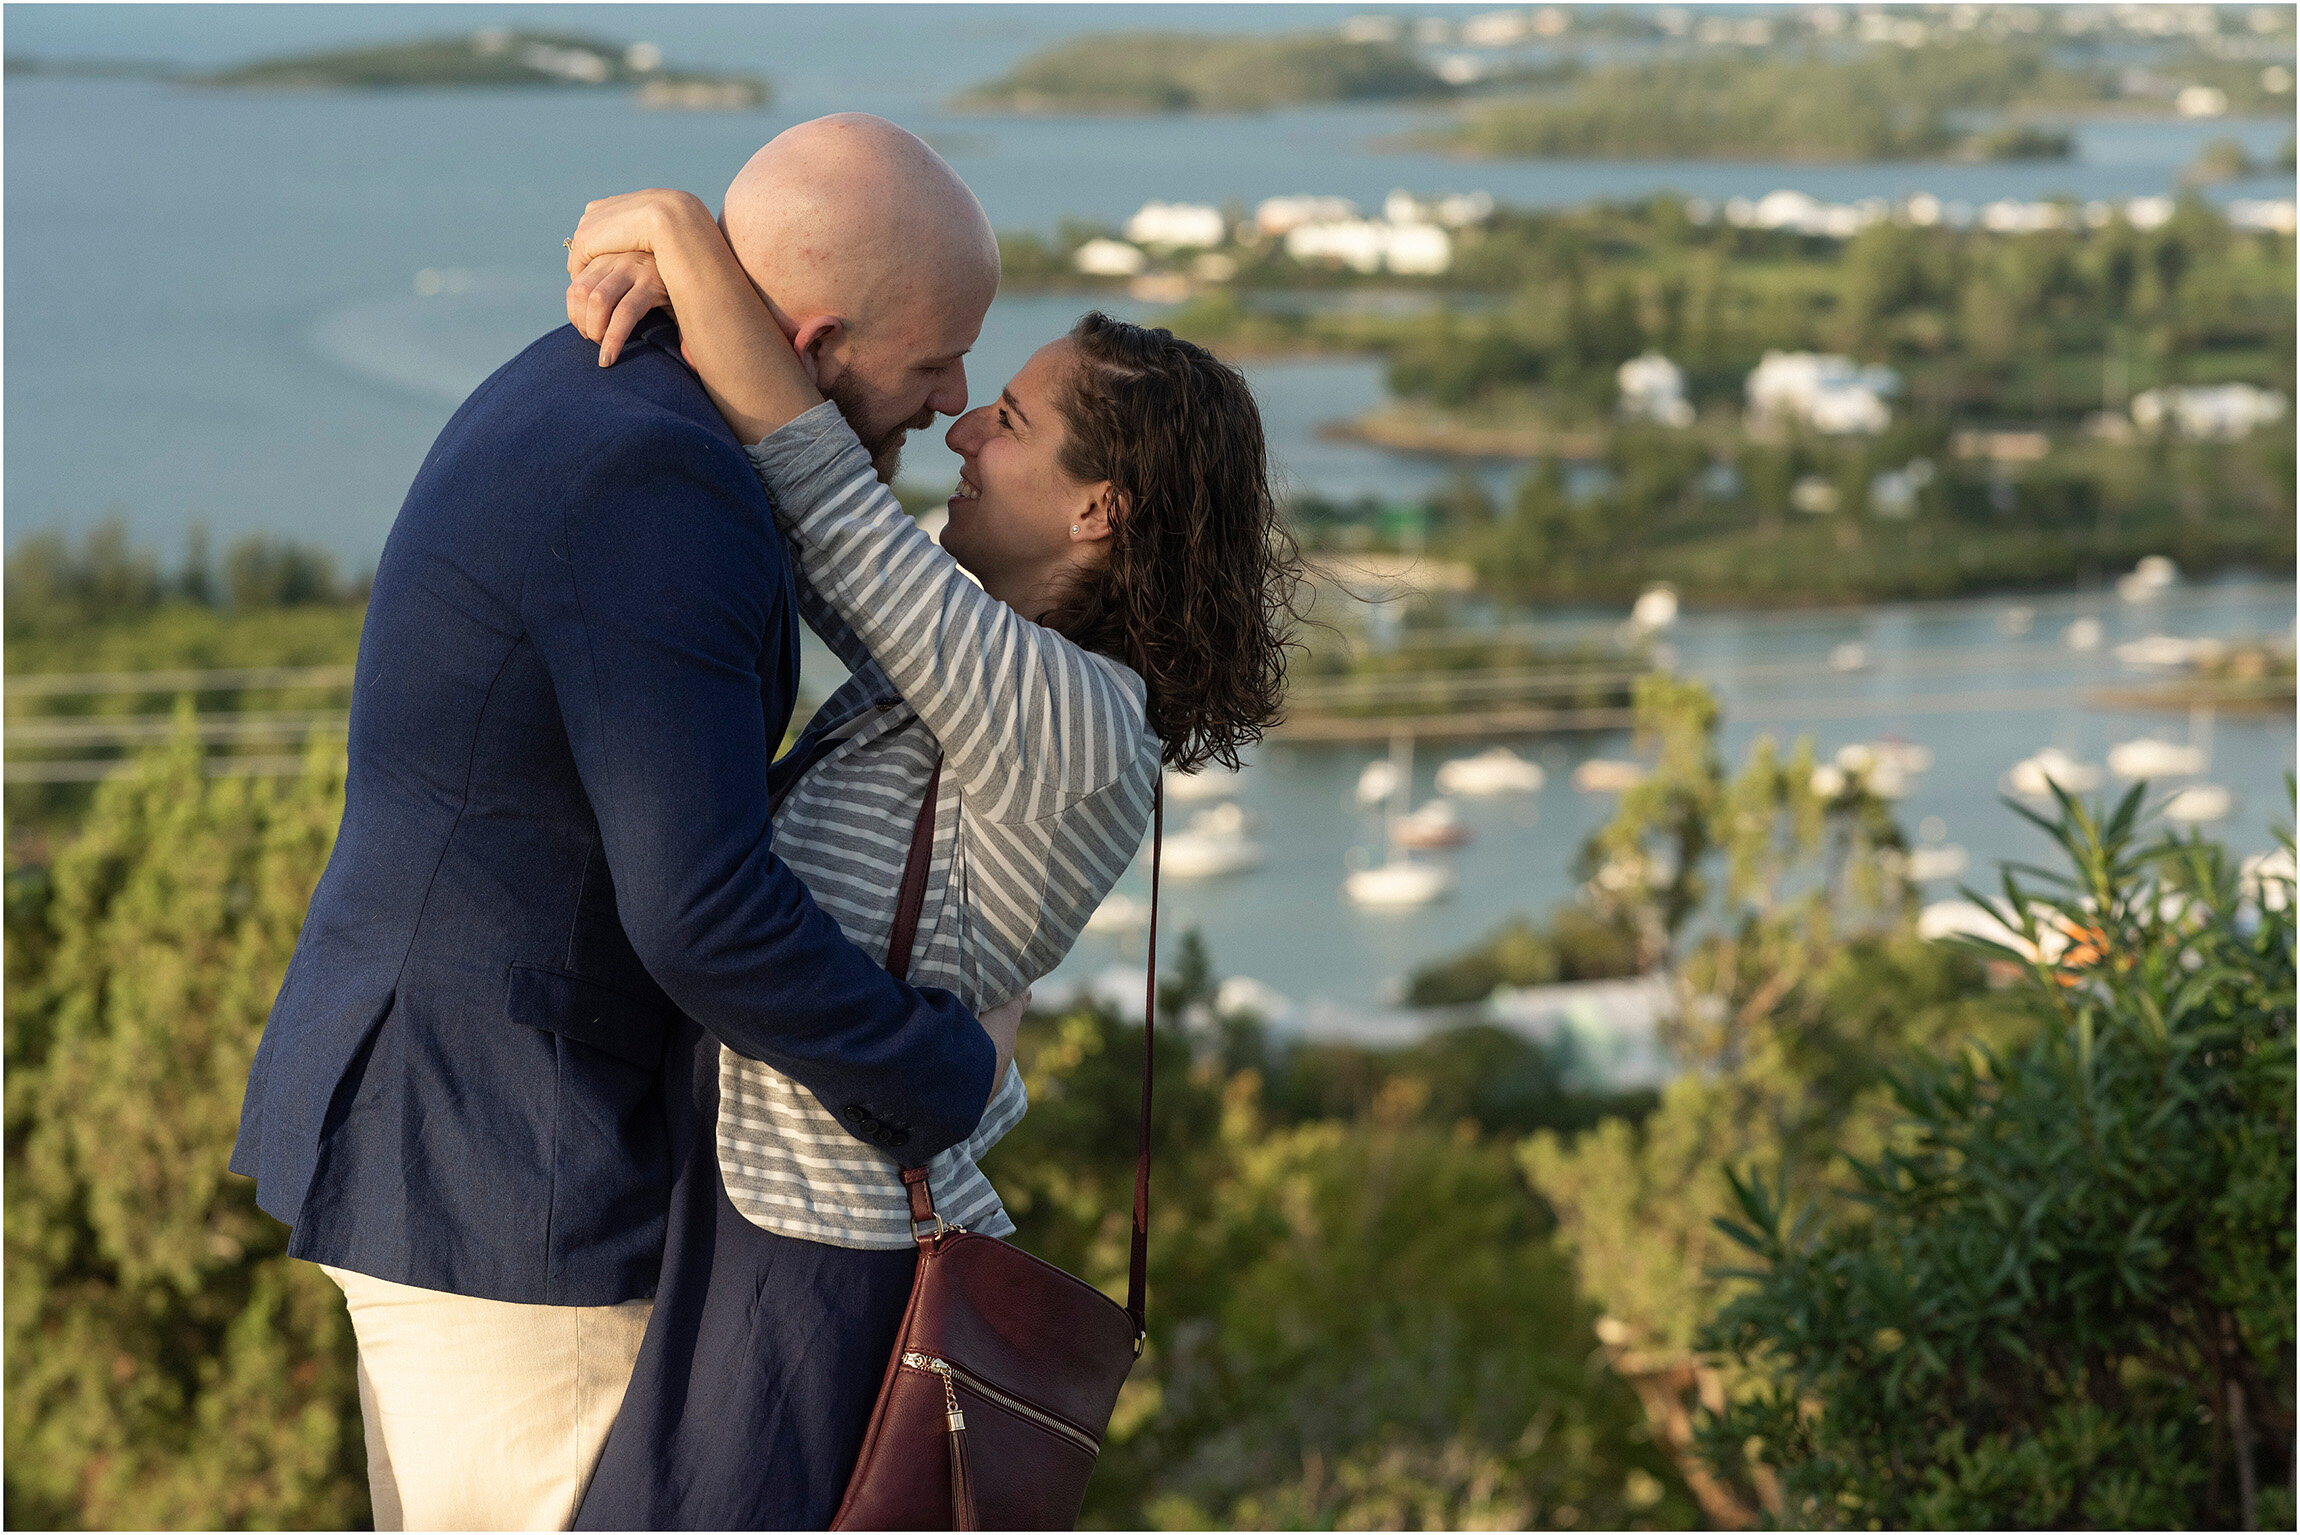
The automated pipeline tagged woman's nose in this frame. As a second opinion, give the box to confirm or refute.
[945,407,985,453]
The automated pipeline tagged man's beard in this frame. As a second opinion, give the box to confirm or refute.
[823,377,923,486]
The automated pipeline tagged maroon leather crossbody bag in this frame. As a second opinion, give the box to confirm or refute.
[832,762,1164,1532]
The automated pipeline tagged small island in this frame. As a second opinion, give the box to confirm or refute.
[953,30,1447,115]
[193,29,768,109]
[1437,47,2081,162]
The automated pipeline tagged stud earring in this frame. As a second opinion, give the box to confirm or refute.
[1071,524,1080,535]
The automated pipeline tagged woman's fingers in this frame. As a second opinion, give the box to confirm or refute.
[599,285,656,367]
[568,261,634,343]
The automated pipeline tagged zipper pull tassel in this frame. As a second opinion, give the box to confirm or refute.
[906,1353,978,1530]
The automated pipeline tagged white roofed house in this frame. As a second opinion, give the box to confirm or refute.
[1283,213,1454,276]
[2130,384,2287,440]
[1255,195,1360,236]
[1617,352,1695,427]
[1745,350,1901,435]
[1122,201,1227,250]
[1071,238,1147,278]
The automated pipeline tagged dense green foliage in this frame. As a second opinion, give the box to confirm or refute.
[5,731,365,1529]
[1447,43,2055,161]
[1703,789,2297,1528]
[985,955,1694,1530]
[1442,32,2289,161]
[1405,906,1644,1006]
[1497,677,2023,1521]
[954,31,1445,114]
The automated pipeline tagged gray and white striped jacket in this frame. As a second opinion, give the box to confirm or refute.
[719,400,1160,1248]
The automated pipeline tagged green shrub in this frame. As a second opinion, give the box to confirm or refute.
[4,721,366,1529]
[1703,787,2297,1528]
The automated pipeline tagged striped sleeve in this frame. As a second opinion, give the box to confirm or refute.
[746,403,1150,822]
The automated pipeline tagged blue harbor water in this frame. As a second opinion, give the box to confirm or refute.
[7,6,2294,1022]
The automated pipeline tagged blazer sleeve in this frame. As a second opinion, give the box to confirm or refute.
[522,414,994,1161]
[746,403,1152,824]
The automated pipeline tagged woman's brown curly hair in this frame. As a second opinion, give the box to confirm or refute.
[1037,311,1304,772]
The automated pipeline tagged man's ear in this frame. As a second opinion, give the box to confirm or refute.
[789,315,846,393]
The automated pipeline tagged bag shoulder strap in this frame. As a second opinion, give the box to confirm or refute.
[1127,781,1163,1349]
[884,757,943,982]
[885,754,1162,1356]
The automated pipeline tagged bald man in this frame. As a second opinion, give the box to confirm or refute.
[708,113,999,483]
[231,116,1004,1530]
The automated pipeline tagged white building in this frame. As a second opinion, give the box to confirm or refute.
[1285,217,1454,275]
[1384,189,1496,228]
[1072,237,1147,277]
[1254,194,1360,236]
[1617,352,1695,427]
[1746,351,1900,435]
[2131,384,2288,440]
[2228,198,2299,234]
[1122,201,1226,249]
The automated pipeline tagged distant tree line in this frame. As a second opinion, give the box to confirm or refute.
[5,517,363,645]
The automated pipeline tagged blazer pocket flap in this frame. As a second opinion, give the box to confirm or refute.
[504,963,671,1070]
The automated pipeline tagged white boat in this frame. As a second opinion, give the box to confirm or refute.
[1906,844,1970,882]
[1393,798,1472,849]
[1354,758,1400,807]
[2115,554,2180,603]
[1829,641,1872,673]
[1435,746,1545,796]
[2107,737,2208,779]
[1999,605,2036,637]
[1630,585,1679,630]
[1343,858,1454,908]
[1159,803,1266,879]
[1164,764,1242,802]
[1573,758,1647,793]
[2063,617,2105,652]
[2004,748,2103,798]
[2163,783,2233,823]
[1851,738,1934,776]
[1084,891,1150,935]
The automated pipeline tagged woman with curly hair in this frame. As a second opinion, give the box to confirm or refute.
[555,188,1299,1528]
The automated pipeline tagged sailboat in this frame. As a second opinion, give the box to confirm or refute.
[1343,733,1453,908]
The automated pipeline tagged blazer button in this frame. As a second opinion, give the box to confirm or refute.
[843,1105,867,1124]
[888,1129,911,1147]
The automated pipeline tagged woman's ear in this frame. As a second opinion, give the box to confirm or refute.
[1073,485,1127,544]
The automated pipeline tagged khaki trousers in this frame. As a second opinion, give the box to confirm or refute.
[323,1265,653,1532]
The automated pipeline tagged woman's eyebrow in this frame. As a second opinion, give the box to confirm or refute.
[1000,388,1031,428]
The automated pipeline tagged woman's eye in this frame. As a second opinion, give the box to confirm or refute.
[997,409,1012,430]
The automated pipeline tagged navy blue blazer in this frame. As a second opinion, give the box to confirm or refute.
[230,318,994,1306]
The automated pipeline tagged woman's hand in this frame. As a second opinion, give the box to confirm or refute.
[567,252,670,367]
[563,188,713,278]
[559,186,824,441]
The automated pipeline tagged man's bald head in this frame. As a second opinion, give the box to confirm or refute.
[724,114,999,325]
[720,114,999,478]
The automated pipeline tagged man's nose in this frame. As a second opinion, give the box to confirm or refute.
[929,362,969,422]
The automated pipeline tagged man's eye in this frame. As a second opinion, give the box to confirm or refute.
[997,409,1012,429]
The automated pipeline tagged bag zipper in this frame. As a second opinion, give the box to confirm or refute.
[901,1351,1101,1456]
